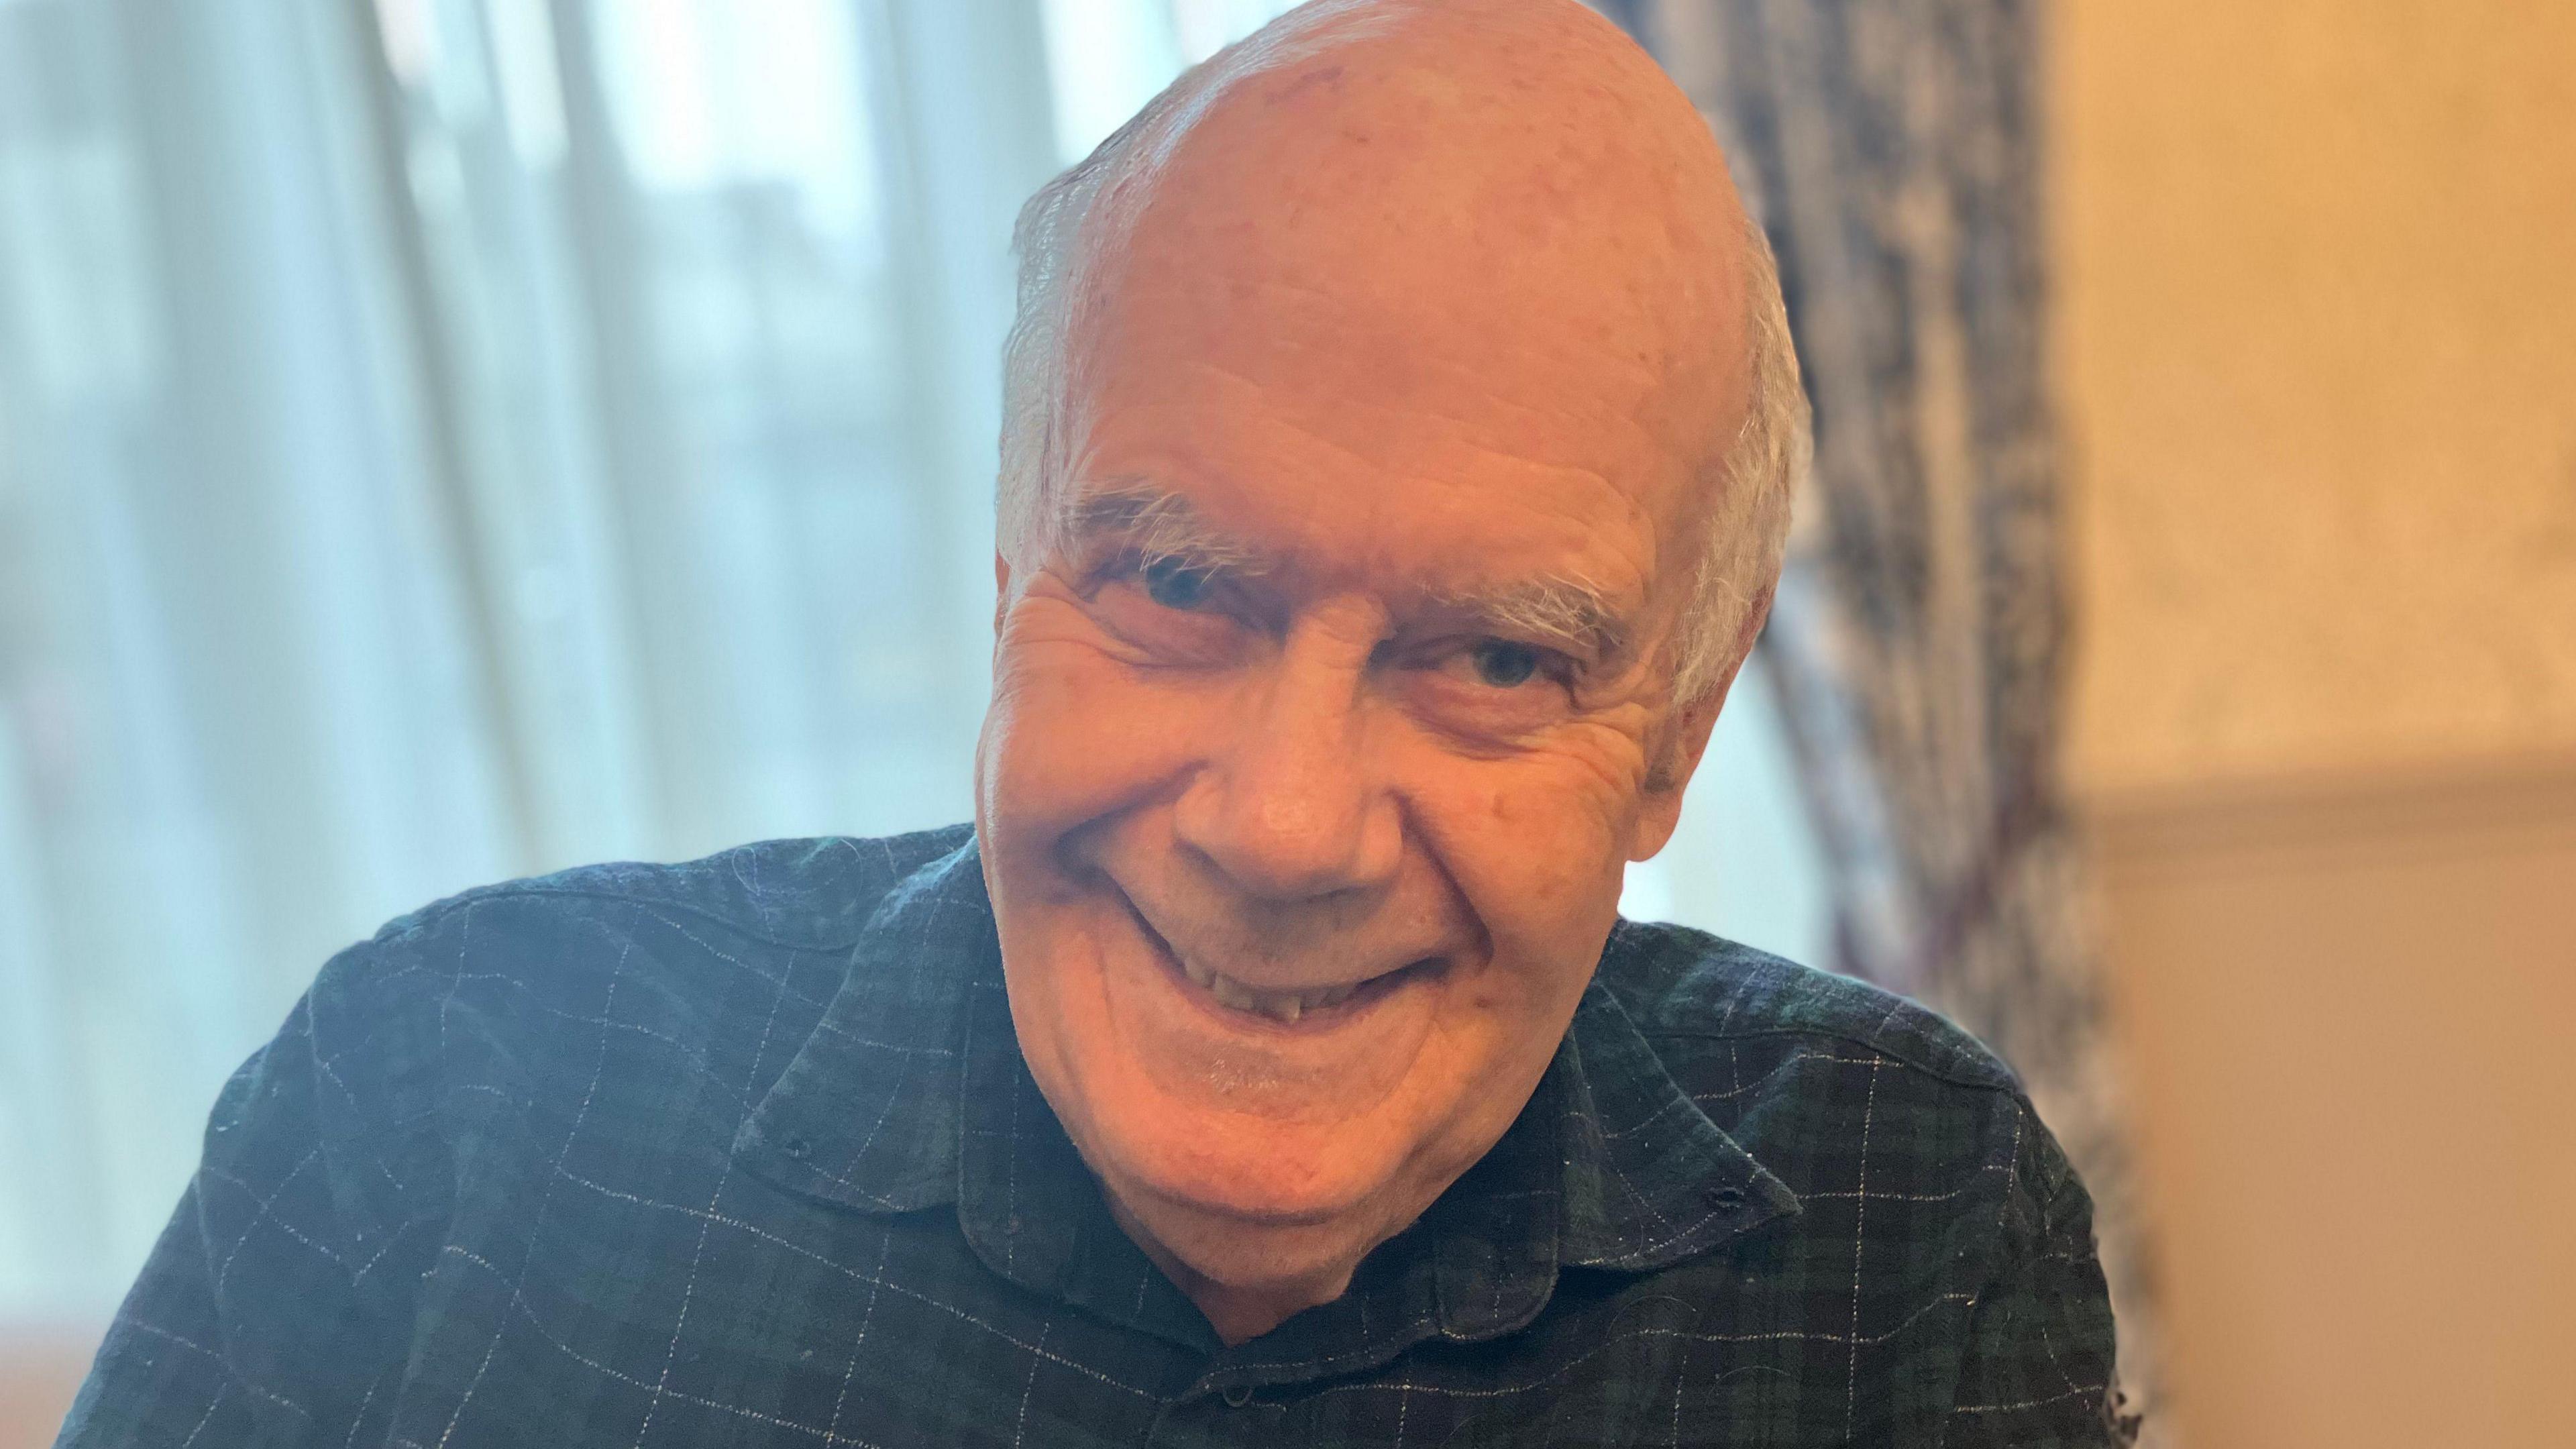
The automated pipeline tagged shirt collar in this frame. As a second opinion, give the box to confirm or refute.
[736,837,1799,1371]
[733,837,984,1215]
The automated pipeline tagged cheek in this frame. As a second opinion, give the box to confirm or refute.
[1411,749,1635,973]
[981,617,1222,851]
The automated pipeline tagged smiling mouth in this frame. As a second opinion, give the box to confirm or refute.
[1121,900,1436,1028]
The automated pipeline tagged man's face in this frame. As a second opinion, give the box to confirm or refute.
[973,42,1748,1299]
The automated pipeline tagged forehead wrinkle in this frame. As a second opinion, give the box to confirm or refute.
[1105,354,1675,539]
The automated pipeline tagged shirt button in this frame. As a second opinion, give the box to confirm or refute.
[1222,1385,1254,1408]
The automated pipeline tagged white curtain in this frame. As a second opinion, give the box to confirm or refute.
[0,0,1821,1322]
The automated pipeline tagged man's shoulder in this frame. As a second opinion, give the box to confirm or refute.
[1572,925,2121,1442]
[1595,920,2081,1291]
[370,825,972,960]
[301,826,973,1097]
[1599,918,2023,1108]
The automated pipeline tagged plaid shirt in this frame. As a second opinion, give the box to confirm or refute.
[60,827,2131,1446]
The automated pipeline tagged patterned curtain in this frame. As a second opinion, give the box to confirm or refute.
[1605,0,2159,1434]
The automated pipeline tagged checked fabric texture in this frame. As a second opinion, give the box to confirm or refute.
[58,829,2125,1446]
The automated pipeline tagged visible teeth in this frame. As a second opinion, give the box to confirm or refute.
[1185,961,1368,1023]
[1206,972,1256,1012]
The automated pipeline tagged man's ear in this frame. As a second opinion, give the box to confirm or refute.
[1629,685,1727,862]
[1628,582,1776,863]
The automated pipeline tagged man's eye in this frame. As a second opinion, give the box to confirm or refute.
[1142,556,1215,610]
[1469,639,1542,688]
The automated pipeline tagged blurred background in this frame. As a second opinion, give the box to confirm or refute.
[1,1,2570,1446]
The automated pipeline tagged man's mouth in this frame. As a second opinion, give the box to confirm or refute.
[1174,955,1364,1024]
[1120,898,1434,1028]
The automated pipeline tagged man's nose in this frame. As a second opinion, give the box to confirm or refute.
[1171,635,1403,902]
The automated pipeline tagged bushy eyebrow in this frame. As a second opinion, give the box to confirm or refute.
[1443,578,1628,665]
[1070,484,1265,573]
[1067,482,1629,663]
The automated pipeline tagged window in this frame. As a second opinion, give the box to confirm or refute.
[0,0,1820,1321]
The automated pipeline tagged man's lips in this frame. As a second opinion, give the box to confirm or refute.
[1116,896,1439,1029]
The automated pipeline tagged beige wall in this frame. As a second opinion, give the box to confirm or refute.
[2057,0,2576,796]
[2089,764,2576,1449]
[2053,3,2576,1446]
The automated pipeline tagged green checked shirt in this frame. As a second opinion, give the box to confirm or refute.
[60,827,2131,1447]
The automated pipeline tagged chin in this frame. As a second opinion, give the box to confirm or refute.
[1106,1151,1413,1294]
[1086,1095,1407,1227]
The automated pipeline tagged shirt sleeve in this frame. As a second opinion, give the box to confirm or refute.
[55,935,450,1448]
[1943,1101,2142,1448]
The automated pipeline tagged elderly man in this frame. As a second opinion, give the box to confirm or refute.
[61,1,2124,1444]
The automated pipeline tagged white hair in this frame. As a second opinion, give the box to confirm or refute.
[996,30,1809,706]
[1670,209,1807,702]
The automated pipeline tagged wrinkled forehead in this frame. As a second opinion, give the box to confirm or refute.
[1059,10,1753,576]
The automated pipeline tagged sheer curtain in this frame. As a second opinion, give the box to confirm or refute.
[0,0,1823,1322]
[0,0,532,1317]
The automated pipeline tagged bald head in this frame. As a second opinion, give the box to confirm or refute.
[978,5,1813,1330]
[1000,0,1805,700]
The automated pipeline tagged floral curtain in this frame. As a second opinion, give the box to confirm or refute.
[1607,0,2158,1434]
